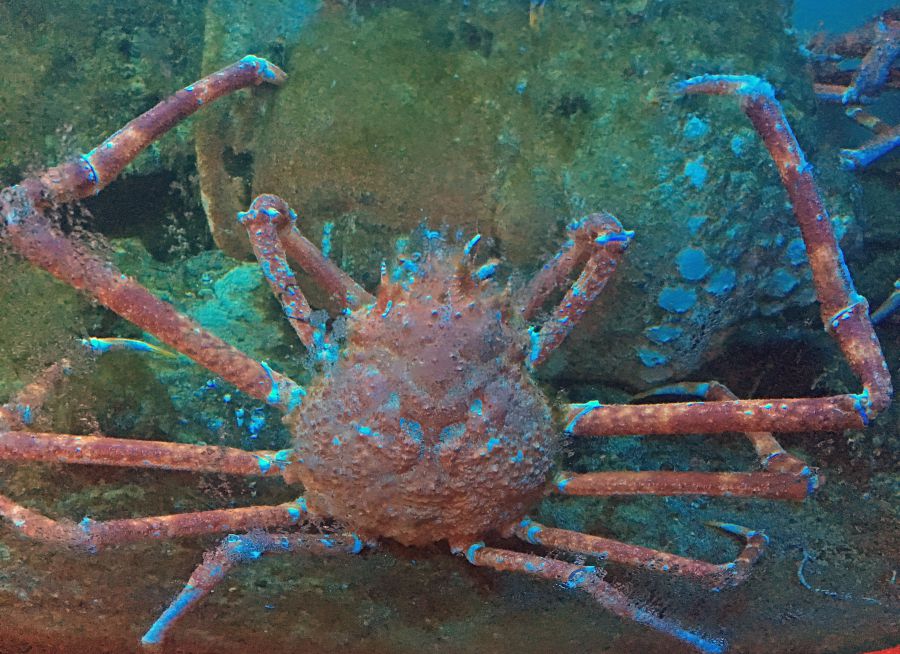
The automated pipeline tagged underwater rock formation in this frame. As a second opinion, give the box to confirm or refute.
[197,0,861,389]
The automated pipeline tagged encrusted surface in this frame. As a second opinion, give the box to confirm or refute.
[289,252,556,546]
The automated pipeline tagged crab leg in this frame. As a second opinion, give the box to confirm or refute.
[237,194,375,352]
[142,531,366,648]
[840,122,900,170]
[32,56,285,202]
[277,215,374,310]
[514,519,766,588]
[840,16,899,105]
[0,431,292,478]
[0,360,70,430]
[844,107,894,135]
[521,212,633,367]
[463,543,726,654]
[0,494,307,550]
[628,381,814,477]
[568,75,892,438]
[552,470,811,500]
[237,195,318,349]
[871,279,900,325]
[807,13,883,60]
[1,59,305,412]
[813,74,900,101]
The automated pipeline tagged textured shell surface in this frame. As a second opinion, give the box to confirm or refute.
[286,249,557,547]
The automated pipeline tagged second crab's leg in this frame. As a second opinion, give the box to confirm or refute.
[514,519,767,588]
[520,212,633,367]
[871,279,900,325]
[1,58,303,412]
[463,543,726,654]
[840,16,900,104]
[836,106,900,171]
[840,122,900,170]
[0,360,70,430]
[141,531,367,648]
[0,494,308,550]
[566,75,891,438]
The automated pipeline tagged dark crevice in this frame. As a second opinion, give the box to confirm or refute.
[81,164,211,261]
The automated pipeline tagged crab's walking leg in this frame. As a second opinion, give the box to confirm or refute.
[276,209,374,310]
[0,430,293,477]
[553,470,811,500]
[237,194,374,352]
[521,212,633,367]
[630,381,815,477]
[566,75,892,438]
[840,123,900,170]
[1,58,304,411]
[237,195,318,348]
[840,17,899,105]
[141,531,366,648]
[0,360,70,430]
[844,107,894,135]
[871,279,900,325]
[0,495,307,550]
[34,56,285,202]
[515,519,766,588]
[814,78,900,170]
[463,544,726,654]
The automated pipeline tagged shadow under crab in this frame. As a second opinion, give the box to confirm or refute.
[0,58,892,652]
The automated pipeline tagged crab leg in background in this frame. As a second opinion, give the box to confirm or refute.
[839,15,900,105]
[0,57,303,412]
[562,75,891,450]
[0,359,70,430]
[871,279,900,325]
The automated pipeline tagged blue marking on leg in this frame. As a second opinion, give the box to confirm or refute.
[527,326,541,365]
[465,542,485,565]
[463,234,481,256]
[850,388,872,426]
[518,518,543,545]
[564,400,602,434]
[565,566,596,588]
[474,262,498,281]
[141,585,204,646]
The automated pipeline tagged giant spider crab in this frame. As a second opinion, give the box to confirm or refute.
[0,57,892,652]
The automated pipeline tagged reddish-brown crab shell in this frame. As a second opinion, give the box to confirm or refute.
[287,250,556,548]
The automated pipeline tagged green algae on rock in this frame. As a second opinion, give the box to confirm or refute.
[197,0,861,390]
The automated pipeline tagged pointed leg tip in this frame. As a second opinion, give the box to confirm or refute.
[705,521,768,544]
